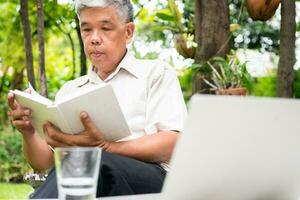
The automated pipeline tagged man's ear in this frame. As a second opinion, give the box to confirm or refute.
[125,22,135,44]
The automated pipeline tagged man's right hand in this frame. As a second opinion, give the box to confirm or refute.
[7,91,35,136]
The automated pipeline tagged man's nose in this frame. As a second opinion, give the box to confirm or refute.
[91,31,103,45]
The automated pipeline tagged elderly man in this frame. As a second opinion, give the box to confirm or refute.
[7,0,186,198]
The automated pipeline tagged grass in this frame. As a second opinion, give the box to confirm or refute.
[0,183,33,200]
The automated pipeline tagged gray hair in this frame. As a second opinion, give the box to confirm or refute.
[75,0,134,23]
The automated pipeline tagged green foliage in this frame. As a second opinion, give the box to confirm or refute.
[178,67,193,102]
[294,68,300,98]
[156,9,176,22]
[134,0,193,49]
[252,74,277,97]
[0,100,9,130]
[0,183,33,199]
[0,2,26,73]
[251,69,300,98]
[154,0,193,34]
[0,1,77,122]
[180,66,300,100]
[0,129,32,183]
[135,0,281,54]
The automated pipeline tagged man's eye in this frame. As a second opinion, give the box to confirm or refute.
[82,28,91,32]
[102,27,112,31]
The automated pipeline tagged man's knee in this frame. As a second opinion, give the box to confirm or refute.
[97,151,136,196]
[97,151,166,196]
[99,151,139,183]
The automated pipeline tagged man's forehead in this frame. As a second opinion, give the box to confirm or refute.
[79,7,120,24]
[80,19,114,26]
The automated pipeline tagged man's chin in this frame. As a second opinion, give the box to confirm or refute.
[90,56,104,62]
[91,62,103,69]
[89,57,105,66]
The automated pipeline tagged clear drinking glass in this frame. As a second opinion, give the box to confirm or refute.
[54,147,101,200]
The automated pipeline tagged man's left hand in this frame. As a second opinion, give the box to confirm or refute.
[44,112,111,150]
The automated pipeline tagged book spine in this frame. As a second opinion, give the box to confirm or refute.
[47,106,73,134]
[56,107,73,134]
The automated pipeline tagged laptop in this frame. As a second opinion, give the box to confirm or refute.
[162,95,300,200]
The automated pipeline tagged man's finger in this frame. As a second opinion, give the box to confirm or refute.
[44,122,89,146]
[25,88,32,94]
[10,109,31,120]
[12,120,31,129]
[7,92,18,110]
[22,116,30,121]
[80,112,98,134]
[45,133,65,148]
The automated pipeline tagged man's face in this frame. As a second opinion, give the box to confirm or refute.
[79,7,134,74]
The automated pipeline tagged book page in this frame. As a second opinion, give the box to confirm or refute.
[13,89,53,106]
[28,83,54,105]
[13,89,72,138]
[30,106,71,138]
[56,84,131,141]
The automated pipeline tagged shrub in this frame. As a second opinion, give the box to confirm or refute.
[252,73,277,97]
[0,128,32,182]
[252,68,300,99]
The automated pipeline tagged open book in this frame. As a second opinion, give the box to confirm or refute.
[12,84,131,141]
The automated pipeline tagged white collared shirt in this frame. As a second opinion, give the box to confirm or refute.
[55,51,187,169]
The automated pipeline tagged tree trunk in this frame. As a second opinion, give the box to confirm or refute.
[76,17,87,76]
[67,32,76,79]
[193,0,230,94]
[11,68,25,90]
[277,0,296,97]
[19,0,36,89]
[37,0,48,97]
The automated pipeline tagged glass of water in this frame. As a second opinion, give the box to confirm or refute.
[54,147,101,200]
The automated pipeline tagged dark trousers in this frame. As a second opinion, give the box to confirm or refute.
[30,151,166,198]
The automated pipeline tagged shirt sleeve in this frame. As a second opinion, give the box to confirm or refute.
[144,62,187,134]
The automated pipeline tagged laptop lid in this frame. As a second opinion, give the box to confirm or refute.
[162,95,300,200]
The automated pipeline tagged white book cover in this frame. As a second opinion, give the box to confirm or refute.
[12,83,131,141]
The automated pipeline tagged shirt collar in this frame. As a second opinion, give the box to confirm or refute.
[76,50,142,87]
[117,50,142,79]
